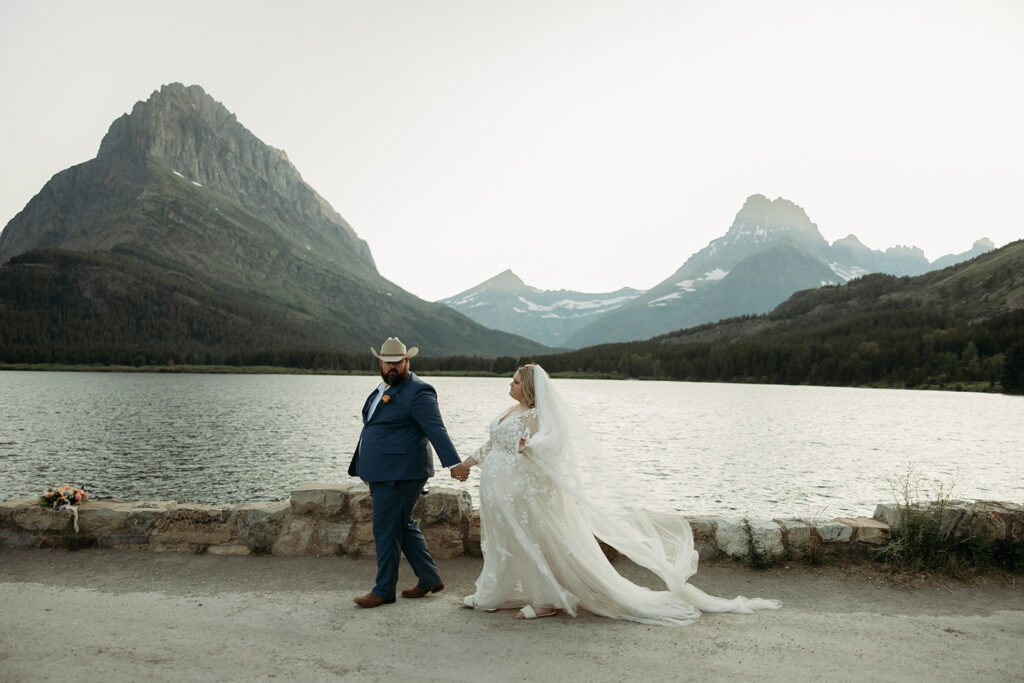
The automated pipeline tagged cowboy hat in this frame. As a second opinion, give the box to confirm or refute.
[371,337,419,361]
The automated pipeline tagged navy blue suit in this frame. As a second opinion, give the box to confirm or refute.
[349,372,461,599]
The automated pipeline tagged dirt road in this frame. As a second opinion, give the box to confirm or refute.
[1,549,1021,681]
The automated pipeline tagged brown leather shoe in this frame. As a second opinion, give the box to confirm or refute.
[401,581,444,598]
[353,592,396,608]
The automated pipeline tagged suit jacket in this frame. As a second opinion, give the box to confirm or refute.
[348,372,461,481]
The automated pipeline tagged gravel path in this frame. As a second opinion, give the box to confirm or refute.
[1,549,1021,682]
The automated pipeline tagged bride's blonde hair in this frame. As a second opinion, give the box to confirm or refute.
[516,364,538,408]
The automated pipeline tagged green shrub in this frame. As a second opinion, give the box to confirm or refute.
[875,467,1021,575]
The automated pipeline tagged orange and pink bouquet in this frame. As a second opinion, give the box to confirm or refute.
[39,484,88,510]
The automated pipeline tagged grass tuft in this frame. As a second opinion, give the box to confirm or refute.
[874,466,1022,577]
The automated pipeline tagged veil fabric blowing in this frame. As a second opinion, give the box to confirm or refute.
[521,365,781,620]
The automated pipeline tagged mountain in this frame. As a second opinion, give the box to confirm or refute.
[565,195,844,346]
[439,270,641,347]
[930,238,996,270]
[530,239,1024,393]
[690,242,840,324]
[442,194,994,349]
[0,83,547,363]
[562,194,994,347]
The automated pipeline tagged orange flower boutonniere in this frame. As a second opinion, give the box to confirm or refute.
[381,394,391,404]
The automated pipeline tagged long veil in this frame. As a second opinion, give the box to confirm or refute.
[523,365,781,614]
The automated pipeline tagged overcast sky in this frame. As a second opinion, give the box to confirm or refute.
[2,0,1022,301]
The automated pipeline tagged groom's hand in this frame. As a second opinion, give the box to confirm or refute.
[450,463,470,481]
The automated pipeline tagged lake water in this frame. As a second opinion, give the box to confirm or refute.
[1,371,1021,520]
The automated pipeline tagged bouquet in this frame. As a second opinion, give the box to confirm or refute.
[39,484,88,510]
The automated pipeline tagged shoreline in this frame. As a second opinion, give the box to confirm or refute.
[0,363,1001,392]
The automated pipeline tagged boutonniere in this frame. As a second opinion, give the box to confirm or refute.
[381,394,391,404]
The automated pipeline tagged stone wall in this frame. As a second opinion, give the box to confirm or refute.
[2,484,1021,564]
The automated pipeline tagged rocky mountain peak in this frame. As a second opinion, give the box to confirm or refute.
[0,82,375,273]
[730,194,818,235]
[98,84,236,163]
[481,269,528,291]
[833,234,868,250]
[885,245,926,257]
[102,83,369,265]
[95,83,319,209]
[672,194,830,280]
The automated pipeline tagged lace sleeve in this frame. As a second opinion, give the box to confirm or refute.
[519,411,539,454]
[466,439,492,466]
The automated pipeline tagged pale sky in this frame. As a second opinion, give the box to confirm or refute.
[2,0,1022,301]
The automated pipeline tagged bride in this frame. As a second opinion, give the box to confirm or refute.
[449,364,780,624]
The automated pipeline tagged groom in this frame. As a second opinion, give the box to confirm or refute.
[349,337,463,608]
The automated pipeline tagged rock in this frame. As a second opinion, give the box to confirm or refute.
[341,522,376,557]
[873,503,903,528]
[967,501,1024,541]
[12,506,75,532]
[154,504,232,545]
[693,541,718,561]
[686,517,720,560]
[207,545,252,556]
[348,488,374,522]
[874,501,962,539]
[414,486,473,525]
[99,535,150,547]
[712,518,748,557]
[750,520,784,558]
[77,501,133,537]
[126,502,176,535]
[232,502,289,553]
[686,517,717,544]
[271,514,339,556]
[290,483,352,517]
[815,522,853,543]
[932,503,967,540]
[834,516,890,545]
[875,500,1022,544]
[0,498,41,527]
[714,519,783,559]
[775,518,815,551]
[319,521,353,545]
[775,518,820,560]
[423,524,466,560]
[0,529,39,548]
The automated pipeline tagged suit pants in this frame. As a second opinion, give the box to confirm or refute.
[368,479,441,599]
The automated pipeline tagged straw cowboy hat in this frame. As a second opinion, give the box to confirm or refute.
[371,337,419,362]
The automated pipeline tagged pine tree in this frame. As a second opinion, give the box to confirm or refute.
[1002,341,1024,394]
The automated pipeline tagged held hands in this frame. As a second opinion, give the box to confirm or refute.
[450,463,471,482]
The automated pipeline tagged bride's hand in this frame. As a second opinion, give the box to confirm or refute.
[518,437,528,453]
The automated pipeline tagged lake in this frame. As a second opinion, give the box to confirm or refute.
[1,371,1021,519]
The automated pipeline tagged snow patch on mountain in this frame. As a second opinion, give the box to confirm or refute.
[666,268,730,299]
[829,262,870,282]
[517,295,638,313]
[648,292,683,306]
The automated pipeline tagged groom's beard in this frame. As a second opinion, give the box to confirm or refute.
[381,364,409,386]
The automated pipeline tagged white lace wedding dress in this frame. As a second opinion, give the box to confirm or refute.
[463,380,781,626]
